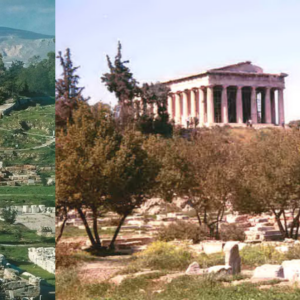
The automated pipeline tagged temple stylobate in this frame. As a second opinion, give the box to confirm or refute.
[165,61,287,127]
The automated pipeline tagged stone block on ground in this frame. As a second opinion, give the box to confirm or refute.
[252,264,284,279]
[207,265,232,275]
[282,259,300,281]
[185,262,203,275]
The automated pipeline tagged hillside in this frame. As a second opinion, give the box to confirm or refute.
[0,27,55,66]
[0,104,55,166]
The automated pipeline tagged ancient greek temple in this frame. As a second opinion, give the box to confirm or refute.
[165,61,287,127]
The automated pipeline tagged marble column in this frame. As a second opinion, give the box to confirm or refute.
[135,101,140,118]
[271,90,276,124]
[236,86,243,124]
[251,86,258,123]
[175,93,181,125]
[167,95,173,119]
[206,86,214,124]
[182,91,189,127]
[221,85,228,123]
[199,88,205,126]
[278,88,285,125]
[154,103,158,117]
[190,89,196,118]
[265,87,272,124]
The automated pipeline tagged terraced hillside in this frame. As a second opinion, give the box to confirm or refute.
[0,104,55,166]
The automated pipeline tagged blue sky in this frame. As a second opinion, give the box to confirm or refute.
[56,0,300,122]
[0,0,55,35]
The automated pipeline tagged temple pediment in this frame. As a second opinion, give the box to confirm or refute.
[209,61,263,74]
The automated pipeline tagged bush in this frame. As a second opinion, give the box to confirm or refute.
[137,241,193,271]
[196,252,225,268]
[157,220,209,244]
[240,245,285,267]
[1,207,18,224]
[285,244,300,260]
[220,224,246,242]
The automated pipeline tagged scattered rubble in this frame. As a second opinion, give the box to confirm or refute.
[0,254,41,299]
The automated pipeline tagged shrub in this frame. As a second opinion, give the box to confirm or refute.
[240,245,285,267]
[196,252,225,268]
[157,220,209,244]
[1,207,18,224]
[137,241,193,271]
[220,224,246,242]
[285,244,300,260]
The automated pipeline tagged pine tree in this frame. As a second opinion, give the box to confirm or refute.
[101,41,139,121]
[56,48,88,128]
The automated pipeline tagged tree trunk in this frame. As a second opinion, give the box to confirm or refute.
[92,208,102,247]
[109,213,128,250]
[77,207,96,247]
[283,211,289,237]
[56,208,68,243]
[196,211,202,226]
[295,220,300,240]
[272,209,286,238]
[289,209,300,239]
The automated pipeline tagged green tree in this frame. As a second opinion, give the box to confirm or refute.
[56,102,117,249]
[101,41,139,122]
[138,82,172,137]
[1,207,18,224]
[234,129,300,239]
[105,129,159,249]
[56,49,87,128]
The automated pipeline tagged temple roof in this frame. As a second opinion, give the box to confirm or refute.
[164,61,288,84]
[209,61,264,74]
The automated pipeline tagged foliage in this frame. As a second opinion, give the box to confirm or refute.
[1,207,18,224]
[135,241,193,271]
[233,129,300,239]
[102,42,172,136]
[56,101,158,249]
[156,220,209,244]
[288,120,300,129]
[101,41,139,110]
[240,245,286,267]
[196,252,225,268]
[137,82,173,137]
[0,52,54,103]
[55,48,88,127]
[219,224,246,242]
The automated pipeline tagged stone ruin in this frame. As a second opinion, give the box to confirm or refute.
[185,241,300,285]
[36,226,54,237]
[5,205,55,215]
[0,162,55,187]
[28,248,55,274]
[0,254,40,299]
[0,163,41,186]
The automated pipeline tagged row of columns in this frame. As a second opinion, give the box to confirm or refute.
[167,86,285,126]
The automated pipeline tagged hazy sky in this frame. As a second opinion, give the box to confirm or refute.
[0,0,55,35]
[56,0,300,122]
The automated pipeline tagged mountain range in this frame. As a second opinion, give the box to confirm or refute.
[0,27,55,66]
